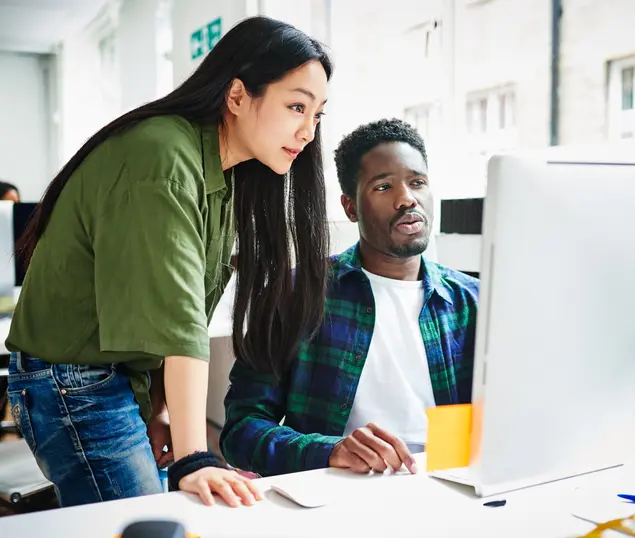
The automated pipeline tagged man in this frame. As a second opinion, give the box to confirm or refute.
[221,118,479,477]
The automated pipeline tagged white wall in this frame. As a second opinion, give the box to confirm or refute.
[259,0,314,35]
[57,0,166,162]
[455,0,551,150]
[559,0,635,145]
[0,52,51,202]
[52,0,166,163]
[57,5,118,161]
[450,0,552,199]
[119,0,161,111]
[172,0,258,85]
[326,0,450,226]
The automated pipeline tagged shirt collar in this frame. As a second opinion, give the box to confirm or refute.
[331,242,453,304]
[201,123,230,195]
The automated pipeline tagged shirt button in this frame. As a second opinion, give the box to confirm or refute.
[61,389,67,396]
[340,403,348,410]
[355,354,362,362]
[366,307,373,314]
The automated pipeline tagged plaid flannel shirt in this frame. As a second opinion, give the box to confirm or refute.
[220,243,479,476]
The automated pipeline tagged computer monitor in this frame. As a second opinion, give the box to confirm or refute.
[431,153,635,496]
[12,202,37,287]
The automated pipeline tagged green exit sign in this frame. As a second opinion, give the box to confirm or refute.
[190,17,222,60]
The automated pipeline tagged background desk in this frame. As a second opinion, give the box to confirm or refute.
[0,314,11,356]
[206,275,236,427]
[1,454,633,538]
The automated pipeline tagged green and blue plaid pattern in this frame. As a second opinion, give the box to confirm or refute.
[221,243,479,476]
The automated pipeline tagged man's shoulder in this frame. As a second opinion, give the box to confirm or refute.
[327,251,346,271]
[322,248,480,306]
[326,245,359,274]
[428,260,480,301]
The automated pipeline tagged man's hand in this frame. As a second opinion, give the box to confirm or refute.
[328,423,417,474]
[147,412,173,468]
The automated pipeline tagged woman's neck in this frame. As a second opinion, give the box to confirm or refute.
[218,121,251,171]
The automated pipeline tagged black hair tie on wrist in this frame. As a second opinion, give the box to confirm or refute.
[167,451,223,492]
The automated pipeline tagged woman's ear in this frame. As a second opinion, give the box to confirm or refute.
[226,78,248,116]
[341,194,359,223]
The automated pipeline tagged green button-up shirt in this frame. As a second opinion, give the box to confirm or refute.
[7,115,235,421]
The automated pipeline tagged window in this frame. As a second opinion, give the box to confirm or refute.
[404,103,441,148]
[405,106,430,138]
[464,85,518,184]
[478,98,488,132]
[466,86,516,136]
[498,94,506,129]
[405,104,433,139]
[498,91,515,129]
[622,67,634,110]
[465,95,489,134]
[608,57,635,142]
[466,101,474,134]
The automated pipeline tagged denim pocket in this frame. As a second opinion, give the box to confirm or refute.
[7,389,37,452]
[52,363,117,395]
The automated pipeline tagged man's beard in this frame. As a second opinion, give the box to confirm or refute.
[388,237,429,258]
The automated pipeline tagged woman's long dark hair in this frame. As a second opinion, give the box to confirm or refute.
[18,16,332,380]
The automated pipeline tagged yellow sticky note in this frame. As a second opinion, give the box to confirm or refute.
[425,403,472,472]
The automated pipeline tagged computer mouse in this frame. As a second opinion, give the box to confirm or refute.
[121,520,187,538]
[269,483,329,508]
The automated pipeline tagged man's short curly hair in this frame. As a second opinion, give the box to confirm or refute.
[334,118,428,197]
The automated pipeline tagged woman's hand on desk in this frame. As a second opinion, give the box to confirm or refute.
[328,423,417,475]
[178,467,264,507]
[162,356,262,506]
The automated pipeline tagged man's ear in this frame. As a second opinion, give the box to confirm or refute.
[341,194,359,223]
[226,78,248,116]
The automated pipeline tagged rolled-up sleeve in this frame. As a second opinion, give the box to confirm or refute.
[94,179,210,360]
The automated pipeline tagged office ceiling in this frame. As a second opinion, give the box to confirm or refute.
[0,0,108,53]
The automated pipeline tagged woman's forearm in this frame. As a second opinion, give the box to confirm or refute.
[164,356,210,460]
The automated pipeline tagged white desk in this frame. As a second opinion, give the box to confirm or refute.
[0,315,11,356]
[1,454,632,538]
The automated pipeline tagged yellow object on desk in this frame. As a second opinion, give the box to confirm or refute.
[0,295,15,314]
[576,514,635,537]
[425,404,472,472]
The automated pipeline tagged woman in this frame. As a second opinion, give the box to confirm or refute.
[6,16,331,508]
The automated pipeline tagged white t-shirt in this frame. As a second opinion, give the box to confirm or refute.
[343,269,436,453]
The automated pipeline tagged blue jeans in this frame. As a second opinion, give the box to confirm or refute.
[7,352,163,507]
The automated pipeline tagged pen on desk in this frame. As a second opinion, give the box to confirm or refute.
[617,494,635,503]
